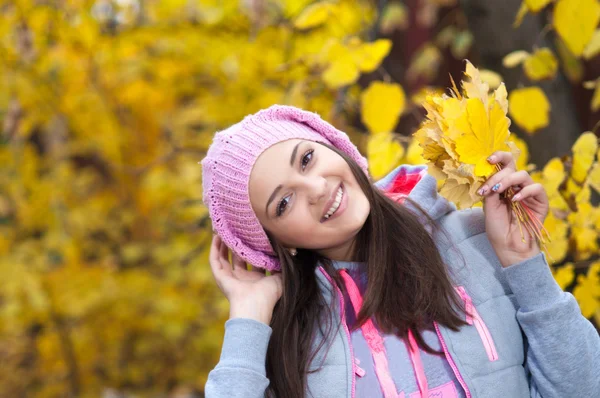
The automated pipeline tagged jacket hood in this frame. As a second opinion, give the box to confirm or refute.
[374,164,456,223]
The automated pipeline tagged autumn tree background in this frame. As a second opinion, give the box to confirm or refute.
[1,0,599,396]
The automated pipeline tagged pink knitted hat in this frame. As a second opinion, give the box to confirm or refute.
[201,104,369,271]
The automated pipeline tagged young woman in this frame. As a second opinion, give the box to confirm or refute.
[201,105,599,398]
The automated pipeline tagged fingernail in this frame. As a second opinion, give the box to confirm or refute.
[487,156,495,163]
[512,193,521,202]
[478,186,487,196]
[491,183,501,192]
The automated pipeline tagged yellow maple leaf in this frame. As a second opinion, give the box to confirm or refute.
[414,61,544,214]
[525,0,553,12]
[573,261,600,318]
[454,99,510,177]
[532,157,570,212]
[571,132,598,184]
[414,126,448,163]
[543,157,567,192]
[508,87,550,133]
[503,50,530,68]
[554,0,600,56]
[494,82,509,114]
[523,48,558,81]
[571,226,598,260]
[379,2,409,34]
[479,69,503,89]
[367,132,405,179]
[588,161,600,194]
[439,177,476,209]
[514,2,529,28]
[403,137,427,165]
[568,202,600,260]
[407,44,442,83]
[507,134,530,171]
[463,60,489,106]
[322,41,360,88]
[410,86,445,107]
[322,38,391,88]
[351,39,393,72]
[294,2,337,30]
[426,159,450,181]
[591,81,600,112]
[545,212,570,263]
[440,97,469,140]
[442,158,477,183]
[555,37,584,83]
[360,81,406,134]
[583,29,600,59]
[552,263,575,289]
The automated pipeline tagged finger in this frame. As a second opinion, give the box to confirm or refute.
[270,272,284,299]
[231,252,247,272]
[478,167,513,196]
[511,182,547,203]
[248,265,272,277]
[210,235,232,280]
[490,170,534,196]
[218,237,234,275]
[209,235,222,271]
[218,238,231,268]
[488,150,516,170]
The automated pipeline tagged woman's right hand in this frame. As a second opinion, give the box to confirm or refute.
[209,235,283,325]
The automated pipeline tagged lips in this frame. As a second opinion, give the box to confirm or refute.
[321,183,342,222]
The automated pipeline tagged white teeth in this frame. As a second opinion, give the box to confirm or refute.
[324,187,343,219]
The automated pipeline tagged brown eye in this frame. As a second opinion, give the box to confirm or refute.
[301,149,313,170]
[276,196,290,217]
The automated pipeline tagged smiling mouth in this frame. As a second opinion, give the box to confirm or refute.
[322,184,343,221]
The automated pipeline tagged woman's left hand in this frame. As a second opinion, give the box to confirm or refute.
[478,151,549,268]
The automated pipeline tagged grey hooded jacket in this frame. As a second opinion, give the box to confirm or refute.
[205,164,600,397]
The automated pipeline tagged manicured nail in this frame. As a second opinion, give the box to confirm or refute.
[512,193,521,202]
[478,186,487,196]
[491,183,501,192]
[487,156,496,163]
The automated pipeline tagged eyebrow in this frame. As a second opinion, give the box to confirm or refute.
[290,141,302,166]
[265,185,283,218]
[265,141,303,217]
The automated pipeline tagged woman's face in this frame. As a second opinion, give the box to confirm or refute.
[248,139,370,261]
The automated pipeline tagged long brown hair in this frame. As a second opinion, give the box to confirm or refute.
[264,143,467,397]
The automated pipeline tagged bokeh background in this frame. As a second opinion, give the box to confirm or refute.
[1,0,599,396]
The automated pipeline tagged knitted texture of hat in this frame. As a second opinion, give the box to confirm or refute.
[201,104,369,271]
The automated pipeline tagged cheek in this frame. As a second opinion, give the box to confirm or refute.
[268,209,318,245]
[345,190,370,225]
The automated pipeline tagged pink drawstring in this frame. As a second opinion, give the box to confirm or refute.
[455,287,474,325]
[455,286,499,362]
[339,269,399,398]
[354,358,366,377]
[339,269,430,398]
[407,330,429,397]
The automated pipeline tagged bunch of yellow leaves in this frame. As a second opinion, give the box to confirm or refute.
[414,60,551,254]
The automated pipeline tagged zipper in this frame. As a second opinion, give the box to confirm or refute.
[318,267,356,398]
[434,322,472,398]
[455,286,499,362]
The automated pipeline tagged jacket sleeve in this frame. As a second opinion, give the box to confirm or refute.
[205,317,271,397]
[501,252,600,397]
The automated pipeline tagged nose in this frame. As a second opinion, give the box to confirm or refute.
[305,177,328,205]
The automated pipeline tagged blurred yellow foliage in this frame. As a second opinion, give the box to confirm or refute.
[523,48,559,81]
[508,87,551,133]
[367,132,405,179]
[361,81,406,134]
[1,0,599,396]
[553,0,600,56]
[0,0,377,395]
